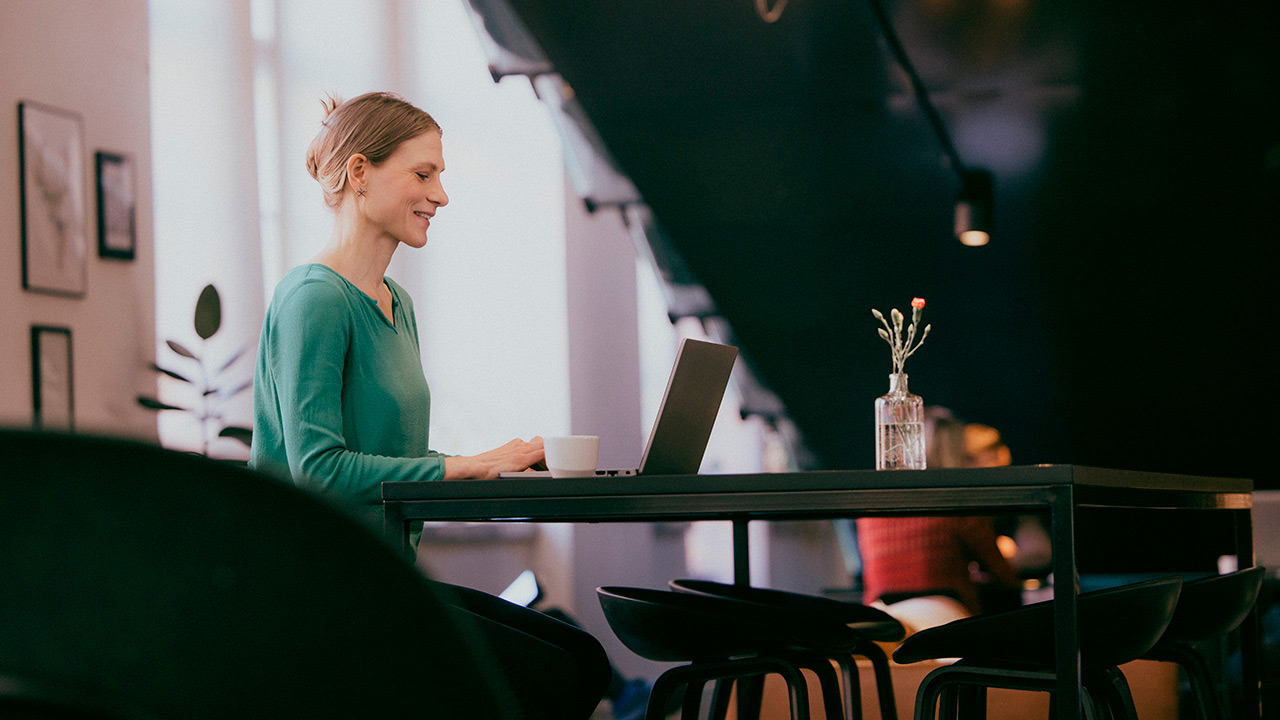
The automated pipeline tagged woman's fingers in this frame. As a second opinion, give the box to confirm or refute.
[487,437,545,470]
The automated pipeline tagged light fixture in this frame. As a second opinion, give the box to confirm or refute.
[954,169,993,247]
[867,0,996,246]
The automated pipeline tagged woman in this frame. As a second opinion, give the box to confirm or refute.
[251,91,544,528]
[856,410,1023,631]
[250,92,608,719]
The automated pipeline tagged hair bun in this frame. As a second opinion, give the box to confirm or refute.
[319,93,344,124]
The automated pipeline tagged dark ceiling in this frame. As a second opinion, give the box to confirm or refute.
[504,0,1279,486]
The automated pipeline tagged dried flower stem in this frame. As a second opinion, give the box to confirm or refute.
[872,302,930,374]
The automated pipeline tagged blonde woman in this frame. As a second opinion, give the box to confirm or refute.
[251,92,609,719]
[856,411,1022,631]
[251,92,543,526]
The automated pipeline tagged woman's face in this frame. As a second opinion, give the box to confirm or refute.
[963,424,1011,468]
[360,130,449,248]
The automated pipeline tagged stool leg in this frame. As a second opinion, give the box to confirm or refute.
[796,654,846,720]
[936,683,958,720]
[736,674,764,719]
[683,679,707,719]
[649,670,685,720]
[1162,643,1224,720]
[831,654,863,720]
[955,684,986,720]
[855,640,899,720]
[773,661,812,720]
[1083,666,1138,720]
[709,679,735,720]
[914,663,1065,720]
[914,666,953,720]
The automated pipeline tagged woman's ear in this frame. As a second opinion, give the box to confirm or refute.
[345,153,369,193]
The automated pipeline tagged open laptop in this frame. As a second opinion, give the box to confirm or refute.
[500,337,738,478]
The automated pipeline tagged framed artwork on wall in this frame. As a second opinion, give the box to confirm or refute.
[31,326,74,431]
[96,151,137,260]
[18,101,87,297]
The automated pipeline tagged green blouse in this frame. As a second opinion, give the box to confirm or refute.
[250,263,445,527]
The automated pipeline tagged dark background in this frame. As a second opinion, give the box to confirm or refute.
[506,0,1279,489]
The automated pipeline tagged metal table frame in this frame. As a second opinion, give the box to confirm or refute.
[383,464,1257,720]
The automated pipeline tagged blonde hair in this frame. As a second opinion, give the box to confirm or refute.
[305,92,442,209]
[926,415,1010,469]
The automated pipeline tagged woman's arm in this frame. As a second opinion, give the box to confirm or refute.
[267,278,545,494]
[267,279,447,503]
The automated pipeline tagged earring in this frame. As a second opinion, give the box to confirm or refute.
[356,187,367,197]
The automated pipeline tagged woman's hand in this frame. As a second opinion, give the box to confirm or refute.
[443,437,545,480]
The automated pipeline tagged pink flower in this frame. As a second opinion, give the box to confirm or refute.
[873,298,932,374]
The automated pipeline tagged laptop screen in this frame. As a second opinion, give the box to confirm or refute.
[638,338,738,475]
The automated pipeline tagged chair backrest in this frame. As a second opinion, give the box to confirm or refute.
[598,586,861,662]
[669,578,905,642]
[0,429,515,720]
[893,576,1183,668]
[1160,566,1266,642]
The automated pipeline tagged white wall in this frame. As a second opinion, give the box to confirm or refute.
[0,0,157,440]
[408,0,572,455]
[149,0,264,457]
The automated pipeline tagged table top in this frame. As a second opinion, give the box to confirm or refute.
[382,465,1252,523]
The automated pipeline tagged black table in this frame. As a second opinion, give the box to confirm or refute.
[384,464,1257,719]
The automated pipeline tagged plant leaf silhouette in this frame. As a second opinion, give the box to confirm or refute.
[218,426,253,447]
[149,363,192,384]
[137,395,188,412]
[194,284,222,340]
[167,340,198,360]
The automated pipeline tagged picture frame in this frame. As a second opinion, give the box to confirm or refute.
[96,151,136,260]
[18,101,87,297]
[31,326,74,431]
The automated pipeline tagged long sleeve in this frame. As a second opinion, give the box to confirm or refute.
[251,266,444,515]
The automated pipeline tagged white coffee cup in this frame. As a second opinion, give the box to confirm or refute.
[544,435,600,478]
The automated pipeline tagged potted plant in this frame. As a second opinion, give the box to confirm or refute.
[138,284,252,455]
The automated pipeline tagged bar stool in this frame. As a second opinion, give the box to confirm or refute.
[669,578,904,720]
[597,586,860,720]
[892,576,1183,720]
[1141,567,1265,720]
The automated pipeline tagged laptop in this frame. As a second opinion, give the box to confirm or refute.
[500,337,738,478]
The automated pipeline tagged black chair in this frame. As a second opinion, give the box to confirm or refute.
[670,578,905,720]
[0,429,517,719]
[438,582,613,720]
[598,586,861,720]
[0,671,171,720]
[892,576,1184,720]
[1141,567,1265,720]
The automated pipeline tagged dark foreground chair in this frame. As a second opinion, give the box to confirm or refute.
[439,582,612,720]
[599,586,861,720]
[893,576,1184,720]
[1141,567,1265,720]
[0,671,170,720]
[669,578,905,720]
[0,429,517,719]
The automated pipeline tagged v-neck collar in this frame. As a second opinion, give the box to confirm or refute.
[309,263,398,332]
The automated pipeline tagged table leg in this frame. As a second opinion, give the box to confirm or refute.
[733,518,750,586]
[383,501,410,557]
[1236,506,1262,719]
[1050,486,1083,720]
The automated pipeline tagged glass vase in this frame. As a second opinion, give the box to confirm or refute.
[875,373,925,470]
